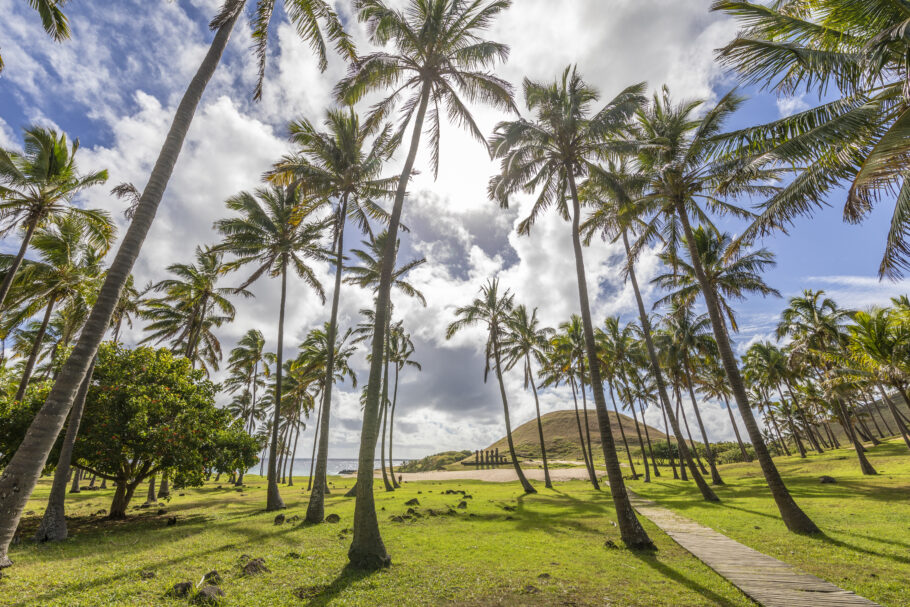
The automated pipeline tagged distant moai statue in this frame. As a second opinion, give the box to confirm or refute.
[495,447,500,466]
[475,450,480,466]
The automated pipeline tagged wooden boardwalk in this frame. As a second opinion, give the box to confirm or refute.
[628,493,880,607]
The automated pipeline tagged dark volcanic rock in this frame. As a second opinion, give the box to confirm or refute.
[274,514,286,525]
[325,513,340,523]
[404,498,420,506]
[203,570,222,585]
[193,585,225,604]
[167,581,193,598]
[166,516,177,526]
[242,557,270,576]
[819,475,837,484]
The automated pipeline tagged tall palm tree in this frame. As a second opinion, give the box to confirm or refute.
[633,87,818,533]
[502,305,553,488]
[387,322,420,485]
[0,126,109,310]
[109,275,142,343]
[581,164,715,497]
[698,355,749,460]
[713,0,910,278]
[0,0,71,73]
[226,329,270,437]
[214,185,328,511]
[488,67,653,548]
[0,0,353,567]
[140,246,244,374]
[337,0,515,569]
[595,322,642,480]
[447,278,535,496]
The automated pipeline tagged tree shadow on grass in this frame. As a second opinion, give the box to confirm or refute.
[294,565,376,606]
[630,551,745,607]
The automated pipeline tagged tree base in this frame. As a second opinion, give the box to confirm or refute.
[347,547,391,570]
[0,555,12,569]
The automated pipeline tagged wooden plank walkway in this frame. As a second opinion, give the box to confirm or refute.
[628,492,880,607]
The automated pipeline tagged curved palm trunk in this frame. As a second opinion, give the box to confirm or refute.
[307,394,323,491]
[525,357,551,488]
[607,380,637,479]
[389,365,401,488]
[288,399,302,487]
[682,361,722,484]
[677,387,708,474]
[570,378,598,488]
[767,410,790,456]
[878,384,910,449]
[34,357,96,542]
[0,219,39,311]
[834,394,876,474]
[578,360,599,486]
[675,204,817,532]
[621,230,715,499]
[640,400,660,478]
[15,297,56,401]
[787,414,808,458]
[721,393,749,460]
[781,384,822,454]
[380,323,394,492]
[0,5,244,567]
[659,397,679,479]
[380,400,392,492]
[266,266,288,510]
[625,389,650,483]
[306,196,348,520]
[674,393,689,481]
[349,82,431,570]
[492,333,535,494]
[567,177,651,548]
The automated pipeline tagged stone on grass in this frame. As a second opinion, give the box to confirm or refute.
[166,516,177,526]
[202,570,221,585]
[389,515,405,523]
[819,475,837,484]
[139,570,156,580]
[522,585,540,594]
[604,540,618,549]
[242,558,269,576]
[286,552,301,559]
[325,513,340,523]
[404,498,419,506]
[167,581,193,598]
[274,514,285,525]
[157,508,167,515]
[193,585,225,605]
[537,573,551,580]
[456,501,467,509]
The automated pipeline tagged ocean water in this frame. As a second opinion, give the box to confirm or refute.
[249,458,408,477]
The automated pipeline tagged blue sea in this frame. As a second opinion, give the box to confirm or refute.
[248,458,408,477]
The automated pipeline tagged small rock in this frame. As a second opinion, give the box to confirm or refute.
[286,552,301,559]
[417,491,422,494]
[325,513,340,523]
[288,515,300,523]
[456,501,467,509]
[202,570,222,585]
[140,570,156,580]
[390,515,405,523]
[754,525,761,530]
[242,557,269,576]
[25,511,34,516]
[464,495,472,499]
[157,508,167,515]
[505,515,515,521]
[604,540,618,549]
[427,509,438,517]
[179,493,186,496]
[501,505,516,512]
[819,475,837,484]
[167,581,193,598]
[193,585,225,604]
[522,585,540,594]
[404,498,420,506]
[274,514,286,525]
[166,516,177,526]
[537,573,551,580]
[216,485,222,489]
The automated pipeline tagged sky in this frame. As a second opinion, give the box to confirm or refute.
[1,0,907,460]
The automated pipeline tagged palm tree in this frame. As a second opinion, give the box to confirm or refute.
[581,163,715,497]
[109,275,142,343]
[633,87,818,533]
[595,322,642,480]
[226,329,271,437]
[713,0,910,278]
[447,278,535,495]
[0,0,71,73]
[698,355,749,460]
[0,126,109,310]
[502,305,553,488]
[387,322,420,485]
[337,0,514,569]
[214,185,328,511]
[0,0,354,567]
[140,246,244,374]
[777,290,877,474]
[488,67,652,548]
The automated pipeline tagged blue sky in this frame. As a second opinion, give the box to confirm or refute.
[1,0,905,459]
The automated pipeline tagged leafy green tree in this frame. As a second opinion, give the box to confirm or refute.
[337,0,514,569]
[713,0,910,277]
[489,66,653,548]
[0,0,353,566]
[0,126,109,310]
[447,279,535,495]
[214,186,328,511]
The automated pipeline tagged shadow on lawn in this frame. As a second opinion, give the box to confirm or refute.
[294,565,375,606]
[631,551,745,607]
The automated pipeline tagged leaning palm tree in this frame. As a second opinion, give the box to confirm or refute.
[0,126,109,310]
[0,0,71,73]
[713,0,910,278]
[633,87,819,533]
[488,66,653,548]
[447,278,535,496]
[0,0,354,567]
[336,0,515,569]
[214,185,329,511]
[502,305,554,488]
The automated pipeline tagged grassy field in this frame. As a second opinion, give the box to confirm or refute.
[2,475,756,607]
[629,438,910,607]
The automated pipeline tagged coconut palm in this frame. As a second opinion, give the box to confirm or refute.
[0,0,355,567]
[387,322,420,485]
[0,0,71,73]
[594,322,642,480]
[141,246,245,374]
[0,126,109,310]
[502,305,553,488]
[713,0,910,278]
[633,87,818,533]
[447,279,535,495]
[698,355,749,460]
[214,185,329,511]
[581,163,716,497]
[109,275,143,343]
[226,329,271,437]
[337,0,514,569]
[488,66,653,548]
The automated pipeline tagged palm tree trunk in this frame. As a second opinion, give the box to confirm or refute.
[879,383,910,449]
[768,410,790,456]
[307,394,323,491]
[640,400,660,478]
[526,357,551,488]
[0,218,39,311]
[144,475,157,505]
[389,365,401,488]
[578,360,599,487]
[625,389,651,483]
[675,202,818,533]
[567,175,651,548]
[15,297,56,401]
[621,229,714,497]
[288,402,302,488]
[33,357,96,542]
[380,398,392,492]
[380,319,394,492]
[659,396,679,479]
[721,393,749,460]
[492,333,535,494]
[570,378,598,488]
[678,390,708,474]
[307,195,348,520]
[787,414,808,458]
[0,4,244,567]
[607,380,637,479]
[158,473,169,499]
[833,394,877,474]
[683,360,723,484]
[781,383,822,454]
[674,392,689,481]
[266,265,288,510]
[349,82,432,570]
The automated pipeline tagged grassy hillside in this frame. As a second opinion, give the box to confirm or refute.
[397,450,473,473]
[482,409,668,462]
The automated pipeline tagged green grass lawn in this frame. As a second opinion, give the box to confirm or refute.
[628,438,910,607]
[2,475,755,606]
